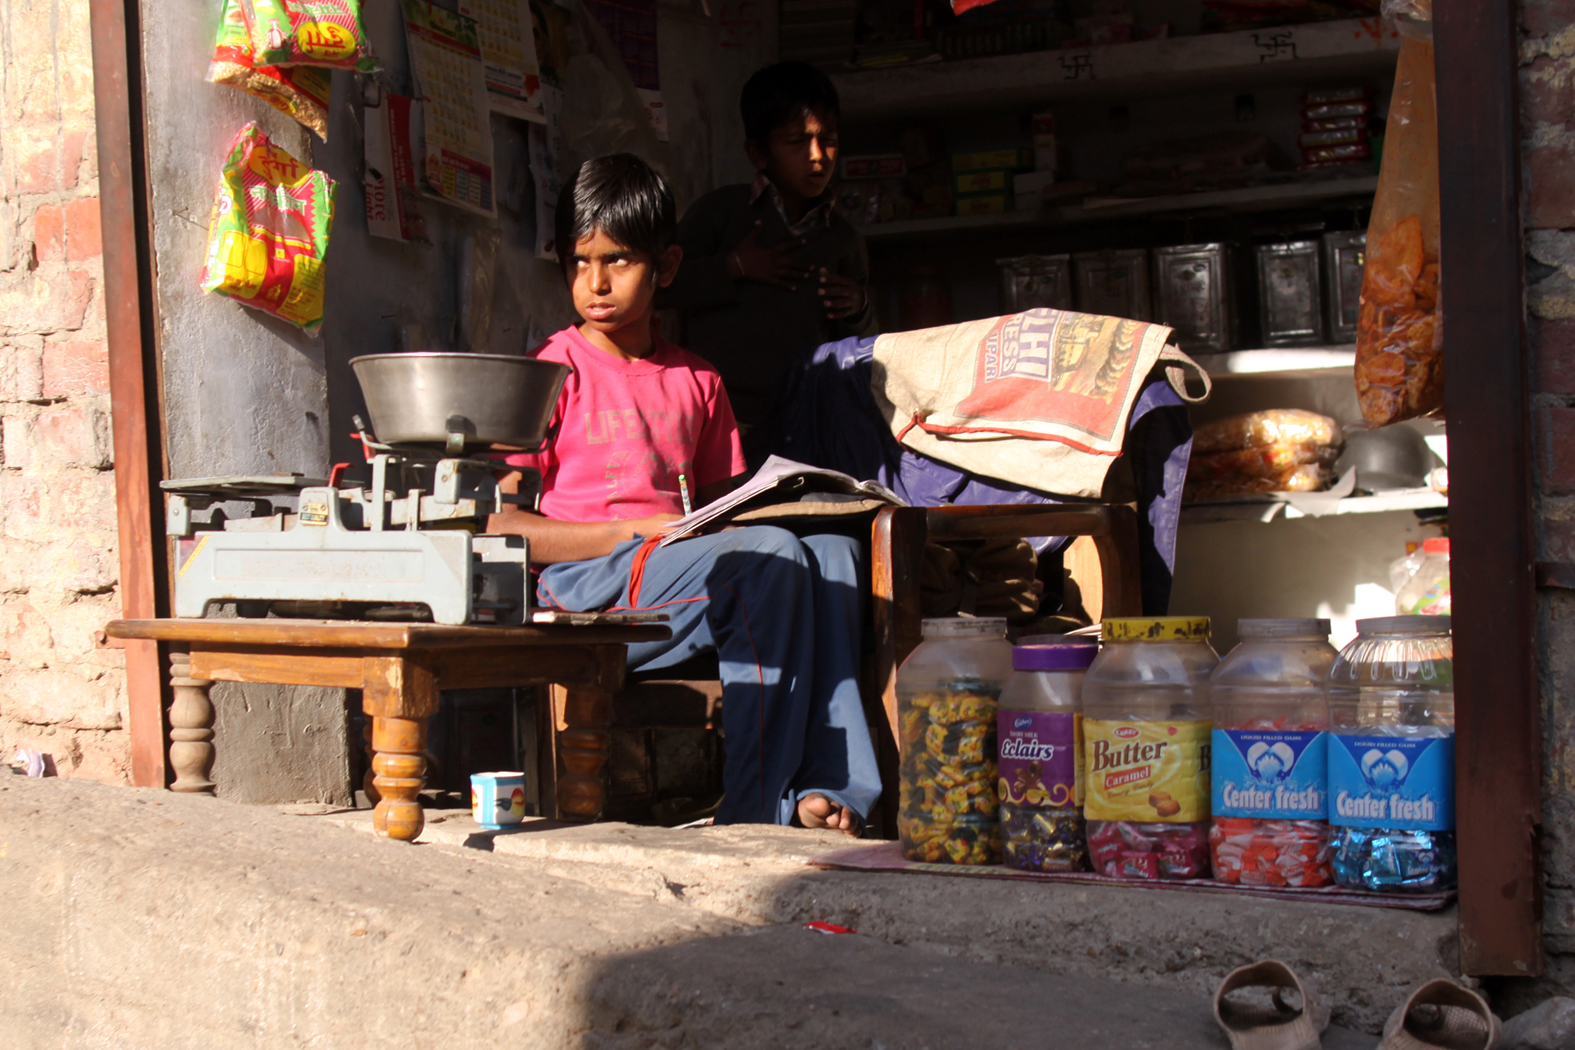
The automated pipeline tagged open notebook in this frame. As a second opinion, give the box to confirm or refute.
[658,455,905,547]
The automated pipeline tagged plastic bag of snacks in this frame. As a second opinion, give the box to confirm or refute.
[1186,409,1343,500]
[1353,17,1440,427]
[1192,409,1342,456]
[244,0,377,71]
[209,0,331,140]
[201,123,337,332]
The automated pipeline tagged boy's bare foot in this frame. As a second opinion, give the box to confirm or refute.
[796,793,861,837]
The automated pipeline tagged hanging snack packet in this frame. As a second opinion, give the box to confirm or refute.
[201,123,337,333]
[1353,16,1440,427]
[244,0,377,72]
[209,0,331,140]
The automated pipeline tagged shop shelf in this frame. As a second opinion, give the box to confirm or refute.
[1194,346,1356,380]
[860,175,1379,240]
[1181,487,1447,524]
[833,17,1402,121]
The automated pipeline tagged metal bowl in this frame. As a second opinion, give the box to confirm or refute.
[350,352,570,451]
[1336,424,1434,492]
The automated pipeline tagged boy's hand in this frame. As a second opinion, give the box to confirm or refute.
[623,513,683,541]
[819,268,867,321]
[728,222,810,290]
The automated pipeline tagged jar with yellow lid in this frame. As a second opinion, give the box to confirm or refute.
[1082,616,1218,880]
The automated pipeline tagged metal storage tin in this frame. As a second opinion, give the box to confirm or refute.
[997,254,1073,313]
[1255,241,1326,347]
[1322,230,1366,343]
[1153,243,1233,353]
[1072,248,1152,320]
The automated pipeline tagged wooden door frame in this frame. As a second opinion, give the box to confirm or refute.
[1436,0,1543,975]
[89,0,169,788]
[87,0,1545,974]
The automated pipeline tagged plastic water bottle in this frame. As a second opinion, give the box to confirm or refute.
[1082,617,1218,880]
[1327,615,1456,893]
[896,618,1014,865]
[997,640,1099,872]
[1209,619,1338,887]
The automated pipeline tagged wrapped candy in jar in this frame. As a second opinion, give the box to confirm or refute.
[1083,617,1218,880]
[997,640,1099,872]
[897,618,1014,865]
[1395,537,1450,616]
[1209,619,1338,888]
[1327,616,1457,892]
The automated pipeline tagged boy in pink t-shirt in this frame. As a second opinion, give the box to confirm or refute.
[490,154,878,834]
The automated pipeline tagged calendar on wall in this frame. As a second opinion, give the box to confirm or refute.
[401,0,498,217]
[458,0,546,123]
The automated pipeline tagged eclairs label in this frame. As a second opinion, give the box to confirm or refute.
[1211,729,1327,820]
[1328,732,1454,831]
[997,709,1081,808]
[1084,719,1210,823]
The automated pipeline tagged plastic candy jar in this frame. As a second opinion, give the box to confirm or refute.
[1083,617,1218,880]
[1395,538,1450,615]
[997,640,1099,872]
[1209,618,1338,888]
[1327,615,1456,893]
[897,617,1014,865]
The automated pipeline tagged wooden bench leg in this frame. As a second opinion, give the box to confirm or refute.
[871,506,927,839]
[362,654,440,842]
[167,651,215,794]
[551,645,626,822]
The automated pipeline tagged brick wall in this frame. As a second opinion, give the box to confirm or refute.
[0,0,128,781]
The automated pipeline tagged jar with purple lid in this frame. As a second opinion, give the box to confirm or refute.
[997,640,1099,872]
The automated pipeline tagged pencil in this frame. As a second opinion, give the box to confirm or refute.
[678,473,693,514]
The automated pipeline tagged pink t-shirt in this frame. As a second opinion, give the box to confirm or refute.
[508,326,746,522]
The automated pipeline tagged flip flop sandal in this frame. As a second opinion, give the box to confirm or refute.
[1213,960,1329,1050]
[1379,979,1500,1050]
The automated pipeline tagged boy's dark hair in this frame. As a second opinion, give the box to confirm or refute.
[740,61,840,146]
[554,153,676,270]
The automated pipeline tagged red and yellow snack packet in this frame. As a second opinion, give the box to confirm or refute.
[244,0,378,71]
[209,0,331,140]
[201,123,337,333]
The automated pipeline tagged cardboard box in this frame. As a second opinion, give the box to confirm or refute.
[842,153,906,180]
[1031,112,1056,174]
[1013,170,1055,211]
[956,193,1011,216]
[952,147,1032,173]
[954,169,1011,194]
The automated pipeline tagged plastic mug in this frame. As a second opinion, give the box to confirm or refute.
[470,771,526,830]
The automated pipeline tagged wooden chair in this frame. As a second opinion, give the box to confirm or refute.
[536,502,1142,830]
[866,502,1142,837]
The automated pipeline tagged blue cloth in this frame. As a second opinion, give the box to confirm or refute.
[537,527,881,827]
[774,336,1193,615]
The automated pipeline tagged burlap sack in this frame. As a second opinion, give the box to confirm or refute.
[871,309,1209,498]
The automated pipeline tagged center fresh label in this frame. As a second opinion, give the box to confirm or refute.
[997,709,1082,808]
[1212,729,1327,820]
[1083,718,1210,823]
[1328,732,1454,831]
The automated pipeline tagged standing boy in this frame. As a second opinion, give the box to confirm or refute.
[660,61,876,460]
[489,153,880,834]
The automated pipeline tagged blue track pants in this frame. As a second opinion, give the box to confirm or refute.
[536,527,882,826]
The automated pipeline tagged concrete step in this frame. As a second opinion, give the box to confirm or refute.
[322,805,1458,1035]
[1,779,1441,1046]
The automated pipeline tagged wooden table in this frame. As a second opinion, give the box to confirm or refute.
[103,619,671,841]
